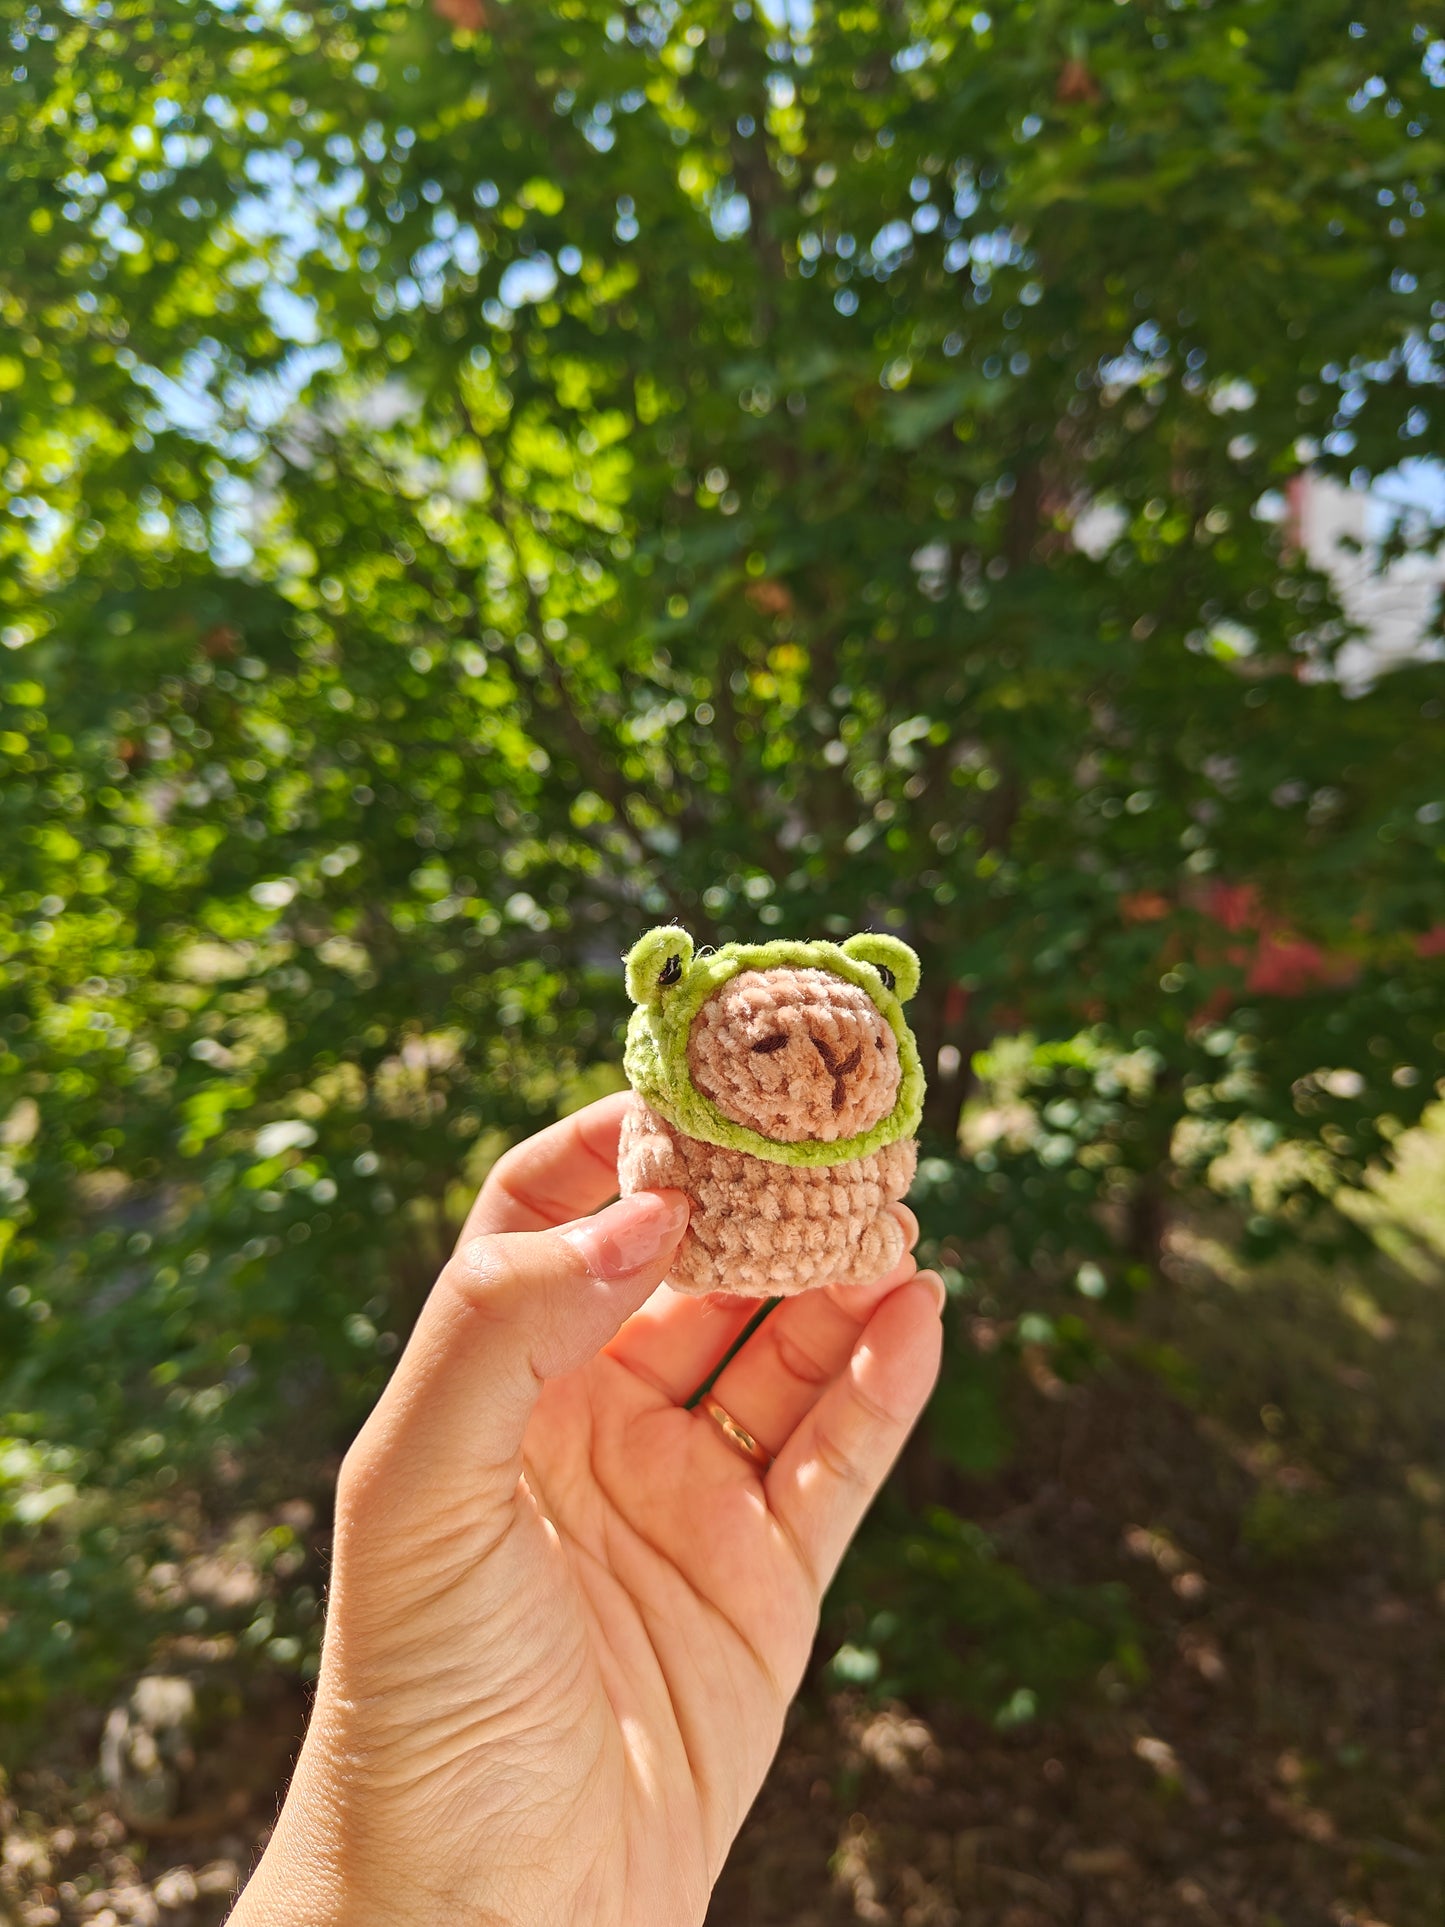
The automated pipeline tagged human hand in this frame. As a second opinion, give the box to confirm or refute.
[229,1092,944,1927]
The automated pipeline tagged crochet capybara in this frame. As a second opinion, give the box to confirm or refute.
[616,928,925,1297]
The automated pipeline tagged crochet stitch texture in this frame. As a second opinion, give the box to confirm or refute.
[617,927,924,1296]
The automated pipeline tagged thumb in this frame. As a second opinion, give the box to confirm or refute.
[337,1189,690,1533]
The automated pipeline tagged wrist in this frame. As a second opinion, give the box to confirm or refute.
[227,1747,372,1927]
[226,1739,509,1927]
[228,1827,351,1927]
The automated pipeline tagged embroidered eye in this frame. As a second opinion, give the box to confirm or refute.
[658,953,683,987]
[751,1033,789,1054]
[875,964,896,992]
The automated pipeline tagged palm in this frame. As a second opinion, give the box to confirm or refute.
[519,1361,818,1897]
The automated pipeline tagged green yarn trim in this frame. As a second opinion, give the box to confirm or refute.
[622,929,926,1169]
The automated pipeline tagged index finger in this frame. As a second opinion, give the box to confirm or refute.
[455,1090,632,1244]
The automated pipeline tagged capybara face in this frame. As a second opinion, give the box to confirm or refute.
[686,966,901,1144]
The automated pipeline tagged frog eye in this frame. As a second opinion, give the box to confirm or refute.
[875,964,896,992]
[623,925,695,1006]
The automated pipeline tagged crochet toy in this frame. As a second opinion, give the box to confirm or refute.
[616,927,925,1297]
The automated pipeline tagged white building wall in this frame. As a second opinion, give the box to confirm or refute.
[1294,470,1445,689]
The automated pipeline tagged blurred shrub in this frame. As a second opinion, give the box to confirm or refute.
[825,1505,1143,1722]
[1,0,1442,1733]
[1239,1483,1349,1572]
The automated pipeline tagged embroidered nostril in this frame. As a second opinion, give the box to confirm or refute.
[751,1033,789,1055]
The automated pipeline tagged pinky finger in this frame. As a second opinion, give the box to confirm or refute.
[765,1275,945,1596]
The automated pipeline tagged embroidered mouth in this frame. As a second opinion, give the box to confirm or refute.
[809,1034,864,1113]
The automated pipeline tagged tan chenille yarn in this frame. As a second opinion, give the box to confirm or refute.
[618,1098,917,1297]
[686,967,902,1144]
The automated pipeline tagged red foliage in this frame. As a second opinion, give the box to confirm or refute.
[434,0,488,29]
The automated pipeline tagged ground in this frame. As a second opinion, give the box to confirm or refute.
[4,1128,1443,1927]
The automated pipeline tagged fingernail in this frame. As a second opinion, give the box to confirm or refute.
[916,1270,947,1316]
[560,1190,690,1281]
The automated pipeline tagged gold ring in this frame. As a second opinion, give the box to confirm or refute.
[699,1396,772,1472]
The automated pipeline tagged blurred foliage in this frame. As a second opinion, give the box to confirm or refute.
[1,0,1443,1734]
[825,1504,1143,1720]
